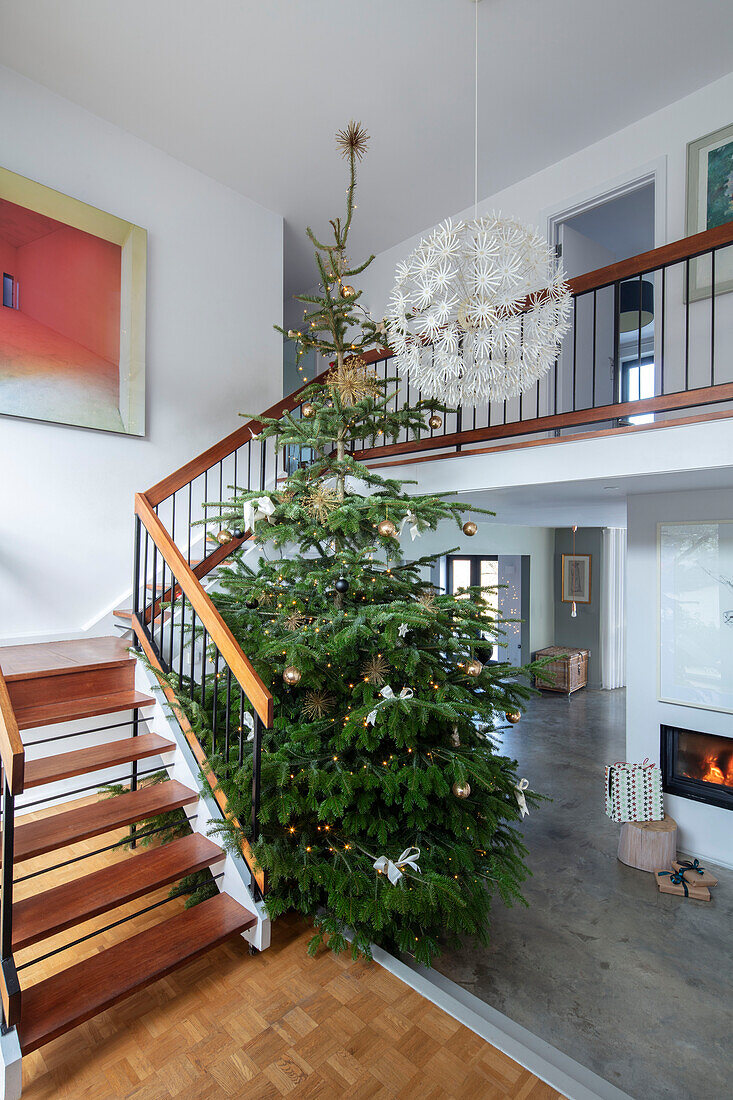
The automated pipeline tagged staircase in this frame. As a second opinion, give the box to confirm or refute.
[0,637,259,1094]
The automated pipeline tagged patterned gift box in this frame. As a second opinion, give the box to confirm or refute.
[605,757,664,822]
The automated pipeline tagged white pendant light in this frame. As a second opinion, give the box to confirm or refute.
[386,2,571,406]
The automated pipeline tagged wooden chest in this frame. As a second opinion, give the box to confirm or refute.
[534,646,589,694]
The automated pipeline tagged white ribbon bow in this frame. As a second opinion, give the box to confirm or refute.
[515,778,530,818]
[373,846,421,885]
[242,495,276,532]
[367,684,414,726]
[399,511,421,541]
[242,712,254,741]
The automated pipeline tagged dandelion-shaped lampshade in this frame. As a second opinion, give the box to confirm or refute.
[386,213,572,405]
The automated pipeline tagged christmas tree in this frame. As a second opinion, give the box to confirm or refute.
[174,123,538,965]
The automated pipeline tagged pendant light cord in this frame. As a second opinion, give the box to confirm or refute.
[474,0,478,219]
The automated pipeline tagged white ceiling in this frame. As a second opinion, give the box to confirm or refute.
[2,1,733,300]
[462,466,733,528]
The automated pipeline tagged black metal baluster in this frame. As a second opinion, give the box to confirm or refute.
[613,282,621,407]
[592,289,597,409]
[660,266,666,396]
[637,274,642,372]
[204,470,209,553]
[187,482,192,565]
[711,248,716,386]
[151,535,158,656]
[211,649,219,754]
[168,495,177,670]
[132,517,141,646]
[553,355,558,416]
[188,611,197,700]
[178,594,186,683]
[130,710,139,849]
[224,668,232,762]
[572,300,578,412]
[251,714,262,841]
[200,629,208,708]
[142,530,149,632]
[238,687,245,766]
[684,259,690,391]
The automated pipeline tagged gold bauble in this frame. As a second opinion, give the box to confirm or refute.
[377,519,398,539]
[216,528,233,545]
[506,710,522,724]
[465,658,483,677]
[340,284,356,299]
[302,402,315,419]
[452,781,471,799]
[462,520,478,537]
[283,665,302,686]
[428,414,443,430]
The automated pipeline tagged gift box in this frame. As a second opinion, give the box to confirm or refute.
[655,869,710,901]
[672,858,718,888]
[605,757,663,823]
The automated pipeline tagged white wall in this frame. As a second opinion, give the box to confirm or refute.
[627,489,733,867]
[409,519,555,659]
[0,66,283,642]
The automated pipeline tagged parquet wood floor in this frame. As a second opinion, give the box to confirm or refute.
[17,798,563,1099]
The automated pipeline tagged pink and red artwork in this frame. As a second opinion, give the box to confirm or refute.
[0,168,146,434]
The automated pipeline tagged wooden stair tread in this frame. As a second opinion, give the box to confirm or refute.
[0,637,132,681]
[19,892,256,1054]
[12,780,197,864]
[114,609,170,622]
[23,733,175,789]
[13,833,223,951]
[15,690,155,731]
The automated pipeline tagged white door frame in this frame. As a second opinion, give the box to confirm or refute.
[541,156,667,256]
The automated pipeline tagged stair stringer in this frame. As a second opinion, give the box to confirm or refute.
[133,661,271,953]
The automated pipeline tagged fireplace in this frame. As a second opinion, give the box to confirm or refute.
[661,725,733,811]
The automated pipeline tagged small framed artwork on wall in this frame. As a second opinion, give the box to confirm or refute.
[686,121,733,301]
[561,554,591,605]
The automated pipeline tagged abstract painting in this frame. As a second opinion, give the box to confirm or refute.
[659,521,733,713]
[0,165,146,434]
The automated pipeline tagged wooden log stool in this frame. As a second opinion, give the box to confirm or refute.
[617,815,677,872]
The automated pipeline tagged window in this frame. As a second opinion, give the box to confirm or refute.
[447,555,499,659]
[620,355,654,424]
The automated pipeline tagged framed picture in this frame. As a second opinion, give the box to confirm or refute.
[658,521,733,713]
[0,164,146,435]
[686,122,733,301]
[561,554,591,604]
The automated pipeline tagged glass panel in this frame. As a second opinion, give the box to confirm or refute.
[450,558,472,596]
[479,558,499,655]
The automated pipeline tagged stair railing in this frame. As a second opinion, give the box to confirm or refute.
[349,220,733,466]
[131,370,345,894]
[0,668,23,1031]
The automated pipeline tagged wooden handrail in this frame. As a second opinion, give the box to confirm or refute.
[135,493,274,728]
[352,383,733,462]
[568,219,733,297]
[0,668,24,796]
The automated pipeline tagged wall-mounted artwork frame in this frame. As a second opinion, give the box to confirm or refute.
[658,520,733,714]
[686,122,733,302]
[561,553,591,604]
[0,165,146,435]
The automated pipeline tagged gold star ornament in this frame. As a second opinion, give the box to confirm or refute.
[336,120,370,162]
[362,654,390,686]
[328,357,380,407]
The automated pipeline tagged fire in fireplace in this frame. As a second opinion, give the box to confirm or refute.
[661,725,733,811]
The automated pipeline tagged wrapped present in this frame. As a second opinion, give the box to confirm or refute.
[672,858,718,888]
[605,758,663,822]
[655,869,710,901]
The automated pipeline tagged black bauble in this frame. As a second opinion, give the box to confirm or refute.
[335,577,350,593]
[246,599,258,609]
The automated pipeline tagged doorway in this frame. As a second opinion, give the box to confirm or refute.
[547,172,660,421]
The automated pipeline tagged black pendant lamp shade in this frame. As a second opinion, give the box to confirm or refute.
[619,278,654,333]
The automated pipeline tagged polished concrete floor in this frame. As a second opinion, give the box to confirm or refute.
[434,689,732,1100]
